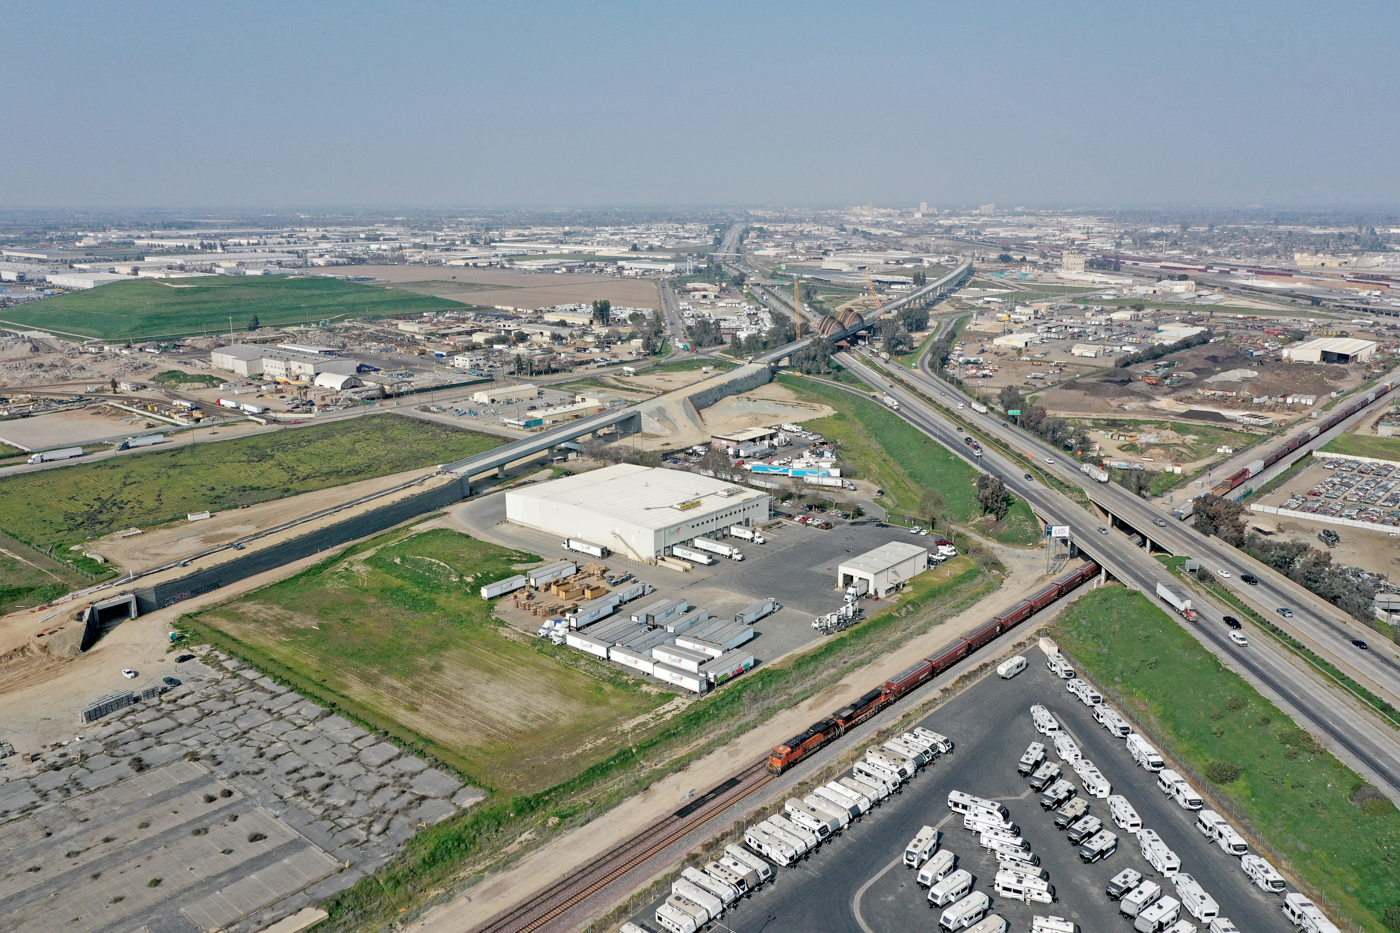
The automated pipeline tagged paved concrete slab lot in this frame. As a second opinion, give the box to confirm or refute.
[459,491,916,660]
[0,654,482,933]
[632,646,1297,933]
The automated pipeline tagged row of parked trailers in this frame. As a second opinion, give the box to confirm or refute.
[564,601,772,694]
[766,561,1100,774]
[644,728,950,933]
[1209,379,1396,498]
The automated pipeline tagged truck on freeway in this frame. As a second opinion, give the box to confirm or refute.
[884,394,900,410]
[27,446,83,464]
[1081,461,1110,482]
[118,434,166,451]
[970,401,989,414]
[1155,582,1199,621]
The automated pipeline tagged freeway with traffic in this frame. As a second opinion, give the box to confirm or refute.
[832,351,1400,801]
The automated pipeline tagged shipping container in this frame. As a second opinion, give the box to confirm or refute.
[568,593,621,628]
[654,662,708,693]
[118,433,166,450]
[563,537,609,558]
[609,645,656,675]
[665,608,711,634]
[671,545,715,565]
[700,650,754,684]
[479,574,527,600]
[735,598,779,625]
[527,560,576,587]
[652,644,713,673]
[564,631,611,659]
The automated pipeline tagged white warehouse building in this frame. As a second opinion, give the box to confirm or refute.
[837,542,929,598]
[505,464,770,561]
[1282,337,1377,364]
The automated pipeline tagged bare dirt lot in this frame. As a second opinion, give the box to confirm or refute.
[637,381,834,450]
[340,265,661,311]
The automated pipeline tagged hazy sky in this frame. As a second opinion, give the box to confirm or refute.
[6,1,1398,210]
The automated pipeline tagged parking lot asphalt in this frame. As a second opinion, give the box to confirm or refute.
[453,492,925,662]
[631,645,1298,933]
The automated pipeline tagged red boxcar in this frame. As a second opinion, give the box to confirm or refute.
[995,601,1033,630]
[884,659,935,698]
[965,621,1002,651]
[1027,584,1060,611]
[928,639,970,674]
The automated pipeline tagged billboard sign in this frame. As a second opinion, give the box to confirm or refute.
[1047,525,1071,538]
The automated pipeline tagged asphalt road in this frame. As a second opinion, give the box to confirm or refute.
[835,352,1400,802]
[632,647,1299,933]
[895,347,1400,709]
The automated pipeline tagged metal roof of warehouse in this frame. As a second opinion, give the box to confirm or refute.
[839,541,929,574]
[1290,337,1377,355]
[508,463,767,529]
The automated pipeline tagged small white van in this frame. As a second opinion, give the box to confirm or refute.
[940,891,991,931]
[928,868,973,907]
[997,655,1028,679]
[917,849,957,887]
[1109,794,1144,832]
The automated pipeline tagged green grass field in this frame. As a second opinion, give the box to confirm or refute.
[149,369,223,388]
[653,358,737,373]
[0,547,71,615]
[780,375,1041,545]
[184,528,669,793]
[1056,587,1400,932]
[1321,431,1400,464]
[0,276,464,340]
[0,415,502,549]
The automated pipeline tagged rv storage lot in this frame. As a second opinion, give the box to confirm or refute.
[631,645,1296,933]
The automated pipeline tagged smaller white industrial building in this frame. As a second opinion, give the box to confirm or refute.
[505,464,770,560]
[837,542,929,598]
[1282,337,1377,364]
[474,383,540,404]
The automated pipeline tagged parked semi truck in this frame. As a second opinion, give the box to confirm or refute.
[690,537,744,561]
[1155,582,1199,621]
[803,475,856,490]
[27,446,83,464]
[729,525,766,544]
[735,598,779,625]
[562,537,609,558]
[672,545,716,566]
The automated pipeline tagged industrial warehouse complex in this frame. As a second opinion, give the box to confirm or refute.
[504,464,770,560]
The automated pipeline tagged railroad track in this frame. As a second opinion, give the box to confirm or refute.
[469,760,777,933]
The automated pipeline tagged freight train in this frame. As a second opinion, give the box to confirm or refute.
[1207,380,1395,499]
[766,560,1100,774]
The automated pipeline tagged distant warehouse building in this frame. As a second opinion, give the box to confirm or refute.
[1282,337,1377,364]
[210,345,359,381]
[838,542,929,598]
[505,463,769,561]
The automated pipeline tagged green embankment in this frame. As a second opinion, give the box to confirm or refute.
[780,374,1041,545]
[1321,432,1400,464]
[0,276,464,340]
[1056,586,1400,932]
[0,415,503,549]
[149,370,224,388]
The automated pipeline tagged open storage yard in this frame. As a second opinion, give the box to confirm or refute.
[0,415,502,551]
[0,276,465,340]
[1259,455,1400,530]
[630,640,1299,933]
[182,527,674,794]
